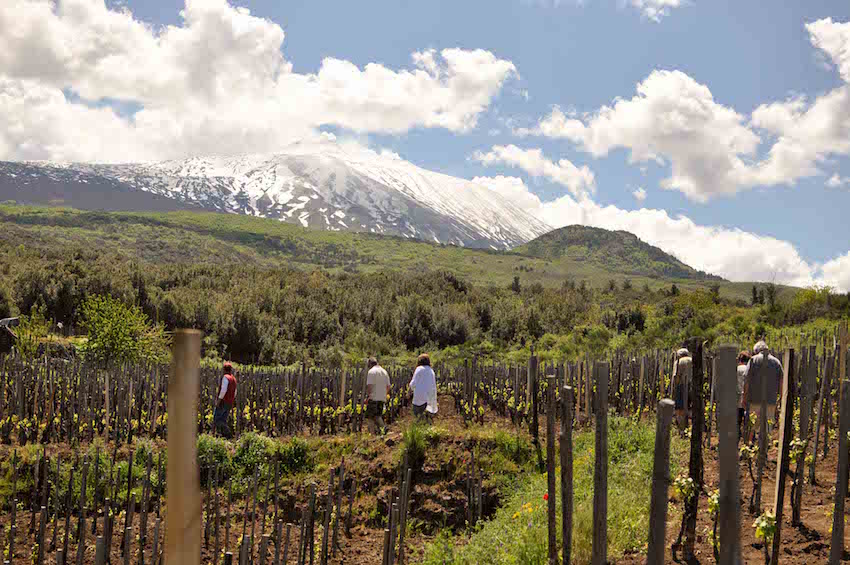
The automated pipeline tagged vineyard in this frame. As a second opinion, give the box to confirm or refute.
[0,323,848,564]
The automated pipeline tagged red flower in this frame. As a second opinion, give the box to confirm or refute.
[543,493,549,501]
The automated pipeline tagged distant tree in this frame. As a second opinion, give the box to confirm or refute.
[642,283,651,294]
[765,283,777,309]
[758,288,765,305]
[15,304,50,360]
[81,294,170,366]
[526,308,544,340]
[510,275,522,294]
[0,285,11,319]
[607,279,618,293]
[670,283,680,297]
[709,284,721,304]
[751,285,759,306]
[622,279,633,291]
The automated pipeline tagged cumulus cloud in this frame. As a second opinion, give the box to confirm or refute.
[629,0,685,23]
[470,144,595,198]
[519,17,850,202]
[0,0,517,162]
[518,71,762,202]
[807,18,850,83]
[471,175,543,214]
[826,174,850,188]
[632,187,647,202]
[821,252,850,293]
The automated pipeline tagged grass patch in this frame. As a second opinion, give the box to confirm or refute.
[422,415,685,565]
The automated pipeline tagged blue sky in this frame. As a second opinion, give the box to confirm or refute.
[2,0,850,288]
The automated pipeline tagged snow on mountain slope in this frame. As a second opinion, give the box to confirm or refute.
[0,142,551,249]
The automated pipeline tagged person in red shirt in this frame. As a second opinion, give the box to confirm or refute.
[214,361,238,438]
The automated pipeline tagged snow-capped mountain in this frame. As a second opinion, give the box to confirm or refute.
[0,142,550,249]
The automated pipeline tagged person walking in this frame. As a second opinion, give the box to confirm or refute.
[743,340,783,443]
[409,354,438,420]
[736,351,751,440]
[214,361,238,439]
[365,357,391,435]
[672,348,692,433]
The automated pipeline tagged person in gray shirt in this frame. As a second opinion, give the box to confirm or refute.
[742,340,783,443]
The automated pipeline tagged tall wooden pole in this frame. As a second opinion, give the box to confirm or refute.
[771,348,796,565]
[683,338,704,561]
[166,330,202,565]
[545,377,557,565]
[646,399,674,565]
[829,322,849,565]
[715,346,742,565]
[560,386,573,565]
[591,362,608,565]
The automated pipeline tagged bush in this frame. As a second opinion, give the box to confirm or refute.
[80,294,170,365]
[197,433,234,486]
[399,422,428,471]
[277,437,313,476]
[233,432,277,480]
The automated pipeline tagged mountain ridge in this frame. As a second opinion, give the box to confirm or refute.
[515,224,725,282]
[0,142,550,250]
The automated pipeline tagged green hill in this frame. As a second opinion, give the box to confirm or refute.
[0,205,762,301]
[515,225,723,282]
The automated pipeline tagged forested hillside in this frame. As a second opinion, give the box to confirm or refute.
[516,225,722,281]
[1,205,846,365]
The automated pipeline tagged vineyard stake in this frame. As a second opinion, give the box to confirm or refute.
[165,329,202,565]
[715,346,742,565]
[646,399,674,565]
[771,349,796,565]
[559,386,573,565]
[591,362,608,565]
[545,376,557,565]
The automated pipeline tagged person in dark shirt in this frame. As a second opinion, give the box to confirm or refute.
[214,361,238,438]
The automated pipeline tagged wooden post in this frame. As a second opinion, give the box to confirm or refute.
[771,349,796,565]
[529,352,539,443]
[560,386,573,565]
[545,376,557,565]
[714,346,742,565]
[646,399,674,565]
[591,362,608,565]
[683,338,704,560]
[829,322,848,565]
[165,330,202,565]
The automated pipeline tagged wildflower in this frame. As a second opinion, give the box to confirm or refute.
[543,493,549,501]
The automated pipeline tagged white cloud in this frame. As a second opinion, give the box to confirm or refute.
[518,71,761,202]
[519,17,850,202]
[632,187,647,201]
[471,175,543,214]
[629,0,684,23]
[827,174,850,188]
[807,18,850,83]
[470,144,595,198]
[0,0,517,162]
[524,0,687,22]
[821,252,850,293]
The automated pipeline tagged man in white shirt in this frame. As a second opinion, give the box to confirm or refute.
[409,353,438,419]
[365,357,390,435]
